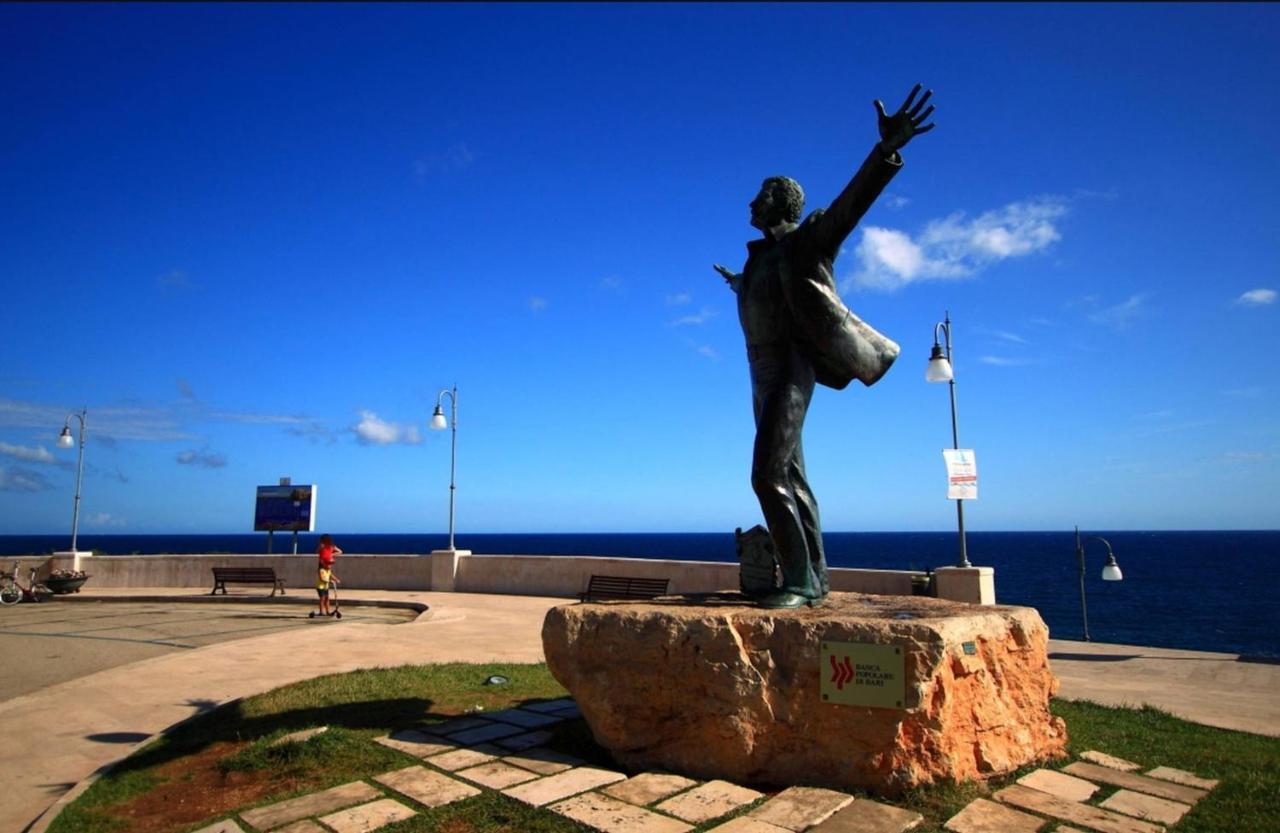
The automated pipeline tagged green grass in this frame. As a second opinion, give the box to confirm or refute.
[50,666,1280,833]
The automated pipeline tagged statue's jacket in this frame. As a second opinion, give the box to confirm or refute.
[747,145,904,390]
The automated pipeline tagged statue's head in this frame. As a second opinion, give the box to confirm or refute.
[751,176,805,230]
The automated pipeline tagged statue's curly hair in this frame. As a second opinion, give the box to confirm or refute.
[761,176,805,224]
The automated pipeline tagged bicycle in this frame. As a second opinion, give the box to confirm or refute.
[0,561,50,605]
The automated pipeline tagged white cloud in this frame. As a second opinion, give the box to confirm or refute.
[86,512,127,527]
[666,292,692,306]
[1088,294,1148,329]
[352,410,422,446]
[0,465,52,492]
[529,296,548,313]
[978,356,1033,366]
[0,442,56,464]
[176,448,227,468]
[1235,288,1276,307]
[884,194,911,210]
[671,307,717,327]
[850,197,1067,290]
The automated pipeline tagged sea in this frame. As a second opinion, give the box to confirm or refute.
[2,530,1276,660]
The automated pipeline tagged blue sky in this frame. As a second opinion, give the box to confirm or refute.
[2,3,1277,536]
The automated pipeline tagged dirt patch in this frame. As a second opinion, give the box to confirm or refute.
[107,741,306,833]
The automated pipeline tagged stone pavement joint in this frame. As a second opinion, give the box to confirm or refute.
[374,764,480,808]
[655,780,764,824]
[373,729,456,758]
[748,786,854,831]
[495,729,554,751]
[1015,768,1099,802]
[808,797,924,833]
[705,817,793,833]
[318,798,415,833]
[995,784,1162,833]
[502,765,628,806]
[1145,765,1219,790]
[1099,789,1192,826]
[1062,761,1209,804]
[603,772,699,807]
[551,791,694,833]
[239,781,381,831]
[944,797,1043,833]
[426,746,499,771]
[1079,750,1140,771]
[447,720,526,745]
[502,747,585,775]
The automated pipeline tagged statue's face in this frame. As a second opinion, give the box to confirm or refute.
[750,186,783,230]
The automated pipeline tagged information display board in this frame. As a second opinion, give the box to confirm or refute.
[820,640,906,709]
[253,484,317,532]
[942,448,978,500]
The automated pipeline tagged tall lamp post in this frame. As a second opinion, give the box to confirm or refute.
[57,408,89,570]
[925,312,970,568]
[1074,527,1123,642]
[429,385,459,551]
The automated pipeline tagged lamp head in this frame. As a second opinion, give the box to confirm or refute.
[925,344,953,383]
[57,425,74,448]
[429,405,447,431]
[1101,553,1123,581]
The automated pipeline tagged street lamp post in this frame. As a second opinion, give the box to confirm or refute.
[1074,526,1124,642]
[57,408,88,570]
[925,312,970,568]
[429,385,459,551]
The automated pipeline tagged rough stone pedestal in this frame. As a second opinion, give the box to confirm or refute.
[542,592,1066,796]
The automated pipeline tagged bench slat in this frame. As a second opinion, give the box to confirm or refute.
[580,574,669,602]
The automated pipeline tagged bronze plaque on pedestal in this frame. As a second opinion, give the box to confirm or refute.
[820,641,906,709]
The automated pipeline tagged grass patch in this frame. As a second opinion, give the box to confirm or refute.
[50,666,1280,833]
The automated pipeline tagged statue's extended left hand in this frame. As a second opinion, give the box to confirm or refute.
[875,84,935,155]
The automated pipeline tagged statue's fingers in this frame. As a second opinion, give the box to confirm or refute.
[908,89,933,118]
[912,105,935,125]
[914,122,936,134]
[899,83,922,112]
[873,99,888,119]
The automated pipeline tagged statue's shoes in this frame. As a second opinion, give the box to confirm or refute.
[758,591,815,609]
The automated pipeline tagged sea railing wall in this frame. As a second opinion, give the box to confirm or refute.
[41,552,994,604]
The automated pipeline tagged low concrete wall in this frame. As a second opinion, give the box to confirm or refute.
[42,552,993,604]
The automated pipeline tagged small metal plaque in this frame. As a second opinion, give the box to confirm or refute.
[963,641,977,656]
[820,641,906,709]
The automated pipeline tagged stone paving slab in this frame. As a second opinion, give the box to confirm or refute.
[487,707,564,728]
[995,784,1162,833]
[274,821,327,833]
[318,798,416,833]
[374,729,457,758]
[1079,750,1141,772]
[603,772,699,807]
[1145,765,1219,790]
[448,720,527,745]
[1100,789,1193,826]
[240,780,382,830]
[944,797,1043,833]
[1063,761,1209,804]
[423,716,492,736]
[456,760,542,789]
[503,747,586,775]
[374,764,481,808]
[270,726,329,747]
[426,746,500,771]
[656,780,764,824]
[494,729,555,751]
[503,766,628,806]
[808,797,924,833]
[551,790,694,833]
[191,820,248,833]
[524,698,577,713]
[1016,769,1100,802]
[748,786,854,831]
[705,817,794,833]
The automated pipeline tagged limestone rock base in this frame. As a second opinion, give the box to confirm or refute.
[542,592,1066,795]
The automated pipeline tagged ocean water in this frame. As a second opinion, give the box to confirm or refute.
[3,530,1276,659]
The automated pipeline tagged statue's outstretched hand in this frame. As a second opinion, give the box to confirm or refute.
[714,263,742,294]
[874,84,935,155]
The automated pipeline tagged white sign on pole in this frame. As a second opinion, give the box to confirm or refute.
[943,449,977,500]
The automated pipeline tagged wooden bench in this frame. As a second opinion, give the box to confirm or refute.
[579,575,669,602]
[210,567,285,596]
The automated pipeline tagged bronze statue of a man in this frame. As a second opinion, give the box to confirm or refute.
[715,85,935,609]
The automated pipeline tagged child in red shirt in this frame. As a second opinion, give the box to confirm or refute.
[317,534,342,568]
